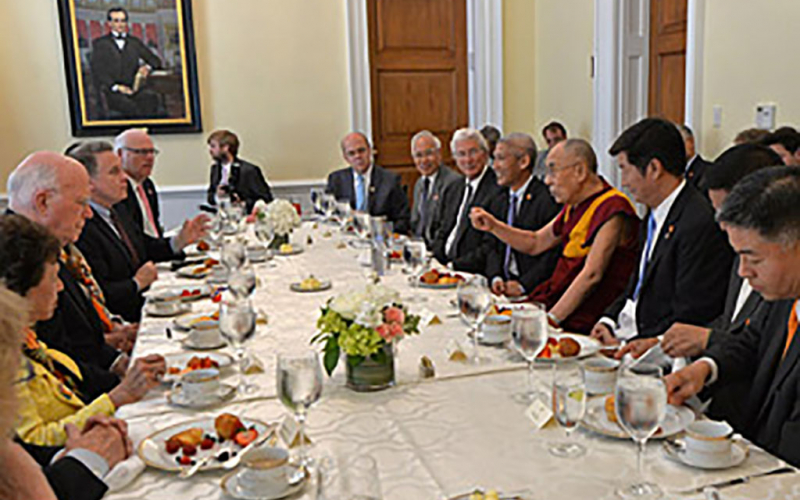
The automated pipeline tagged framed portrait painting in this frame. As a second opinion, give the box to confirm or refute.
[57,0,202,136]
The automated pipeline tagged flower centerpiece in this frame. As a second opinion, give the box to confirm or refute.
[253,199,301,249]
[312,284,421,391]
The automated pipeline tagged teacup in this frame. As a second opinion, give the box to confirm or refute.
[481,314,511,344]
[188,326,223,347]
[149,297,183,316]
[583,357,620,394]
[173,368,220,402]
[238,446,290,491]
[209,264,228,281]
[246,245,269,262]
[684,420,733,464]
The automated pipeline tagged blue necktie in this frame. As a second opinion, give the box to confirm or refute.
[503,193,518,279]
[633,213,657,301]
[355,173,366,211]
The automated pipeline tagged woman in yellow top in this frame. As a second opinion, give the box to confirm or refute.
[1,215,165,446]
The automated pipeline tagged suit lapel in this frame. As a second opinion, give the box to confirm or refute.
[640,186,690,292]
[752,310,793,426]
[91,211,136,273]
[367,167,379,213]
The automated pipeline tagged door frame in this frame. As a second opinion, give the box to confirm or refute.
[592,0,705,185]
[345,0,504,142]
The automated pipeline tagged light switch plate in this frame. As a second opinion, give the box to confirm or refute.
[756,103,776,130]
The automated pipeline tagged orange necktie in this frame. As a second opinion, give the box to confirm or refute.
[783,299,799,359]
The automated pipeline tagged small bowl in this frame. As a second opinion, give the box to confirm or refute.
[481,314,511,344]
[583,357,620,394]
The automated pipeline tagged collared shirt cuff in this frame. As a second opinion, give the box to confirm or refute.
[598,316,617,331]
[63,448,110,479]
[697,357,719,385]
[491,277,503,289]
[169,235,179,252]
[109,353,126,373]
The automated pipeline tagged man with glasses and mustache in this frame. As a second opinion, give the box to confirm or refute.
[470,138,639,334]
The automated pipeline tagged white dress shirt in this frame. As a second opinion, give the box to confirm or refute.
[445,167,487,257]
[128,178,158,238]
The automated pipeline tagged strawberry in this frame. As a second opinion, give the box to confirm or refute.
[234,429,258,447]
[181,290,191,297]
[200,437,214,450]
[192,289,201,296]
[178,455,193,466]
[182,444,197,456]
[538,344,552,359]
[165,439,180,454]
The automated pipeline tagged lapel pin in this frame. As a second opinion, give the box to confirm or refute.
[525,193,532,201]
[369,186,376,193]
[433,194,439,201]
[664,224,675,239]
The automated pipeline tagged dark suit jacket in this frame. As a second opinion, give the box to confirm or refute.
[76,207,176,322]
[17,439,108,500]
[326,165,411,234]
[90,34,161,94]
[706,299,800,466]
[603,183,734,339]
[485,177,561,292]
[431,167,502,273]
[207,159,274,214]
[115,178,163,237]
[410,166,462,247]
[685,155,712,192]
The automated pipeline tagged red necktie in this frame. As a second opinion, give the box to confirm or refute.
[137,183,159,236]
[110,209,141,268]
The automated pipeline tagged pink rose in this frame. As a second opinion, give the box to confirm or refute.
[388,322,404,340]
[384,306,405,325]
[376,323,392,340]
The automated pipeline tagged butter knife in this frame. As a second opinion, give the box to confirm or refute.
[680,466,796,494]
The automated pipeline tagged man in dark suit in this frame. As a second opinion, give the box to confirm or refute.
[7,151,127,389]
[206,129,274,213]
[761,126,800,166]
[113,129,166,238]
[666,166,800,466]
[409,130,461,247]
[431,128,502,273]
[532,121,568,180]
[591,118,734,344]
[326,132,411,233]
[678,124,713,192]
[90,7,162,118]
[73,141,206,322]
[486,133,560,297]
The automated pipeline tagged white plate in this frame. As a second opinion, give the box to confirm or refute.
[144,302,191,318]
[663,439,749,470]
[163,352,234,382]
[150,284,213,303]
[180,334,227,351]
[289,279,332,293]
[221,465,307,500]
[183,243,210,258]
[534,333,601,363]
[581,397,695,440]
[174,313,219,331]
[417,272,466,289]
[168,383,237,409]
[137,417,272,472]
[177,264,211,279]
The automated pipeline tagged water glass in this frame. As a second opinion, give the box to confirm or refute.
[254,218,275,249]
[219,298,257,394]
[510,303,548,404]
[615,363,667,499]
[549,361,587,458]
[229,264,256,298]
[456,275,492,364]
[321,193,337,222]
[276,351,323,467]
[221,238,246,274]
[335,200,352,229]
[310,187,325,216]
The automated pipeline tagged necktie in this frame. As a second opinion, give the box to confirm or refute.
[783,299,799,359]
[355,173,366,211]
[633,213,657,301]
[447,183,474,260]
[110,209,141,269]
[137,183,159,237]
[417,177,431,237]
[503,193,518,279]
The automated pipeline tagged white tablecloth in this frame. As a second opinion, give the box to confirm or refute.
[108,222,798,499]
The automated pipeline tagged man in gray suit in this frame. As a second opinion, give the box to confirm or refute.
[533,121,568,179]
[409,130,461,247]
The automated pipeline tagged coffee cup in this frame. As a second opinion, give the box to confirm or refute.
[149,296,182,316]
[684,420,733,464]
[482,314,511,344]
[188,325,223,347]
[238,446,290,491]
[173,368,220,402]
[209,264,228,281]
[246,245,269,262]
[583,357,620,394]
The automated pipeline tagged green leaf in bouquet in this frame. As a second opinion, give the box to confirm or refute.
[323,337,340,376]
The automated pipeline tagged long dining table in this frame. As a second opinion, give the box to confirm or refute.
[107,221,798,500]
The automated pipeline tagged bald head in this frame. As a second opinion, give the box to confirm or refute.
[115,128,157,182]
[7,151,92,245]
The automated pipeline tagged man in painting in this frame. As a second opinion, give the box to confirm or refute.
[89,7,163,118]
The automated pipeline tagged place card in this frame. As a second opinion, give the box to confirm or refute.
[418,309,441,327]
[277,415,313,448]
[525,399,553,430]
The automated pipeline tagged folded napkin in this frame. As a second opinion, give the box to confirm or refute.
[105,422,153,492]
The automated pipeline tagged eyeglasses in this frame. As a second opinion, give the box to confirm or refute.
[545,161,581,177]
[124,147,159,156]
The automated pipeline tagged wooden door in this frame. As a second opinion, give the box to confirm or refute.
[367,0,468,202]
[648,0,687,123]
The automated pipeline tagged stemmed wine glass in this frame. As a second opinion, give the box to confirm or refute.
[276,351,323,467]
[219,298,257,394]
[206,214,223,250]
[402,238,428,302]
[615,363,668,499]
[511,303,548,404]
[549,360,587,458]
[229,264,256,299]
[221,238,246,276]
[335,200,352,230]
[321,194,336,223]
[456,275,492,364]
[310,188,325,218]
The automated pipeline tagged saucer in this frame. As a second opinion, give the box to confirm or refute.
[145,302,191,318]
[221,465,306,500]
[663,439,749,470]
[180,334,227,351]
[168,383,236,408]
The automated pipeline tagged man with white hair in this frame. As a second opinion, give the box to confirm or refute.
[431,128,501,273]
[409,130,461,246]
[113,129,165,238]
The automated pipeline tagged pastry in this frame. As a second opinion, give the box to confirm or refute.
[605,395,618,423]
[166,427,203,448]
[215,413,245,440]
[558,337,581,357]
